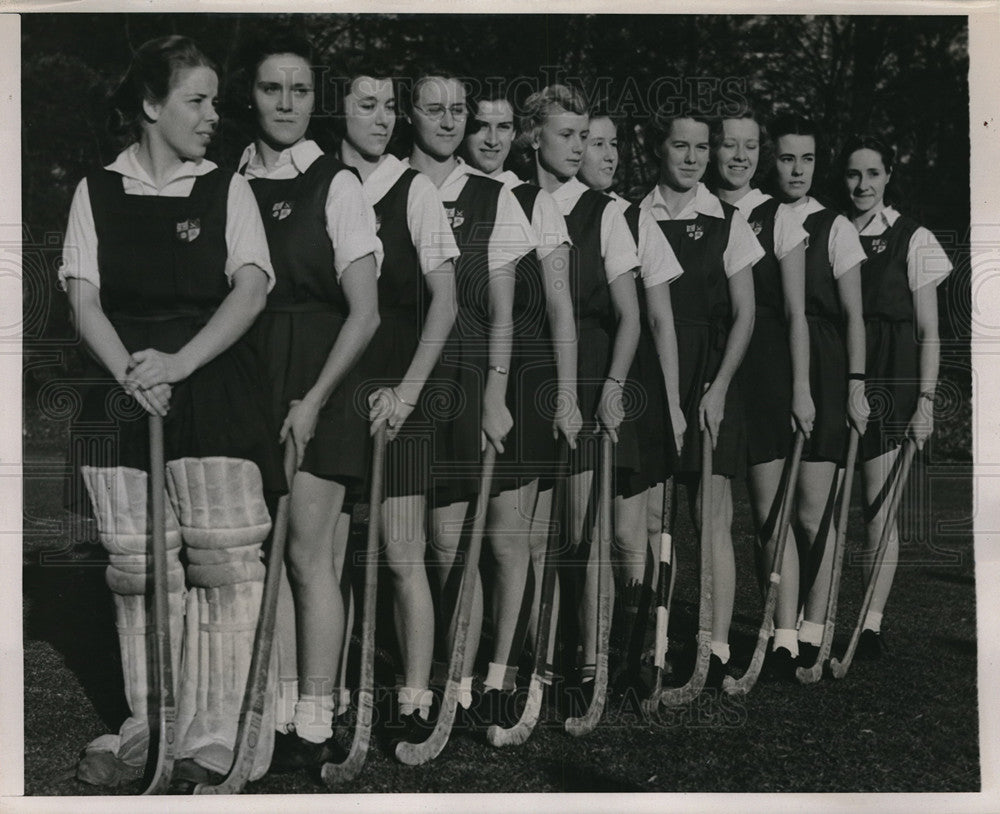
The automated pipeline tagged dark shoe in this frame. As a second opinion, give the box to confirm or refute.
[392,710,435,748]
[856,629,889,661]
[168,758,225,794]
[797,643,821,670]
[705,655,737,689]
[482,688,525,729]
[75,749,143,787]
[761,647,798,682]
[268,730,345,774]
[567,678,596,718]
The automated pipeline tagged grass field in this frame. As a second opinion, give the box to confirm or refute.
[20,428,977,796]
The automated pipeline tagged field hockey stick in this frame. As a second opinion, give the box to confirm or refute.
[796,428,860,685]
[830,438,916,679]
[723,430,805,696]
[640,476,676,716]
[322,425,387,785]
[142,414,177,795]
[195,437,297,794]
[395,446,497,766]
[565,432,614,737]
[487,438,569,747]
[656,427,713,707]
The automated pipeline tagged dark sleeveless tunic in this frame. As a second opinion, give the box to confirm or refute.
[247,155,372,483]
[66,166,285,513]
[859,214,922,461]
[802,206,849,464]
[620,201,673,495]
[656,200,746,478]
[740,196,795,466]
[564,189,640,477]
[490,182,561,493]
[429,174,505,505]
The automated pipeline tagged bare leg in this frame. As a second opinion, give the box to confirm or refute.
[749,458,799,646]
[861,447,902,628]
[798,463,843,629]
[689,475,736,652]
[286,472,346,740]
[382,494,434,694]
[487,479,540,677]
[429,499,484,700]
[527,485,559,667]
[332,510,353,715]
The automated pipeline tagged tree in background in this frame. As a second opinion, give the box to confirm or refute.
[21,12,971,457]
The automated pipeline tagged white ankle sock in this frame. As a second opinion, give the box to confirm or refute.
[798,620,824,646]
[710,641,730,663]
[291,694,334,743]
[458,676,474,709]
[863,611,883,633]
[398,686,433,719]
[773,628,799,656]
[335,687,351,716]
[484,661,507,692]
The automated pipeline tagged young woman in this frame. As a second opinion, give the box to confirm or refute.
[239,35,382,770]
[766,114,868,673]
[334,62,460,737]
[61,35,284,787]
[640,105,761,686]
[403,69,534,720]
[521,84,642,701]
[842,134,951,658]
[461,88,581,718]
[577,111,686,688]
[708,111,813,678]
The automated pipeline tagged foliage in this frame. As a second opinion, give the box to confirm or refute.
[20,12,972,455]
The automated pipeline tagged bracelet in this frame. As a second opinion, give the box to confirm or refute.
[848,373,866,382]
[489,365,508,376]
[392,387,416,408]
[606,376,625,388]
[919,390,936,402]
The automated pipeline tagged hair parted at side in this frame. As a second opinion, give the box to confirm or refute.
[108,35,218,144]
[328,48,400,139]
[769,112,817,143]
[404,65,467,117]
[515,83,589,151]
[645,98,714,160]
[838,133,896,176]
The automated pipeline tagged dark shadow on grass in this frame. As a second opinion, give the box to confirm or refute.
[930,634,977,657]
[920,569,974,587]
[23,554,129,731]
[548,760,645,792]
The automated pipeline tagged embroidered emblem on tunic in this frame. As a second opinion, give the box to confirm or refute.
[871,238,887,254]
[750,220,763,236]
[446,207,465,229]
[375,213,383,233]
[176,219,201,242]
[686,223,703,241]
[271,201,294,221]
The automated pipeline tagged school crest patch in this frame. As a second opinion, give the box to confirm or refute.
[446,207,465,229]
[176,219,200,242]
[375,213,383,233]
[871,238,887,254]
[686,223,703,241]
[271,201,294,221]
[750,220,763,236]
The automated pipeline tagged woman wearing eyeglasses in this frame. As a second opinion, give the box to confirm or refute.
[403,68,535,723]
[332,58,460,740]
